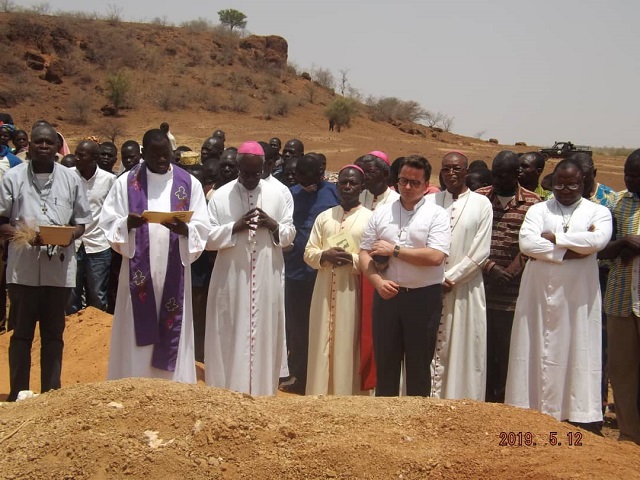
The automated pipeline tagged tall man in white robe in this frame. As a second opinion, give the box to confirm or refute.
[427,151,492,400]
[205,141,296,395]
[100,129,210,383]
[505,159,612,425]
[305,165,372,395]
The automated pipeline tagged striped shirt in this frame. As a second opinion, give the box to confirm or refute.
[475,185,540,311]
[603,191,640,317]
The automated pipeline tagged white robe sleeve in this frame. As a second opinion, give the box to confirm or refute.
[519,203,567,263]
[99,175,136,259]
[206,194,238,251]
[445,198,493,285]
[554,204,612,255]
[272,193,296,248]
[179,180,210,266]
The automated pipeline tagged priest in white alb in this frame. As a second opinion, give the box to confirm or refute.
[505,159,612,424]
[304,165,372,395]
[205,141,296,396]
[427,151,492,400]
[99,129,210,383]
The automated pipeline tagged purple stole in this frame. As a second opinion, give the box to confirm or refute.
[127,164,191,372]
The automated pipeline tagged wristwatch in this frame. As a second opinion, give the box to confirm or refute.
[393,244,401,257]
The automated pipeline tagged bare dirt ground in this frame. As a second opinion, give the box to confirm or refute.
[0,308,637,479]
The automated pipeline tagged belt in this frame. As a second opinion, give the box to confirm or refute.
[397,286,421,293]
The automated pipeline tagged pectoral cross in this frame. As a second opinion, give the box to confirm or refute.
[42,203,47,214]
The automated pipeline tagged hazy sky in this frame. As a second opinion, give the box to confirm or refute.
[19,0,640,147]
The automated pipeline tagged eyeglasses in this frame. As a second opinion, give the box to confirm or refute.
[397,177,425,189]
[552,183,581,191]
[441,166,466,174]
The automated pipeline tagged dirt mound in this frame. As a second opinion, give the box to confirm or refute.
[0,378,637,480]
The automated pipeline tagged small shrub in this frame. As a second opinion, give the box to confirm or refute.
[228,93,249,113]
[68,95,92,124]
[264,94,291,117]
[304,83,317,104]
[181,18,213,32]
[325,97,358,132]
[312,66,335,91]
[105,70,132,113]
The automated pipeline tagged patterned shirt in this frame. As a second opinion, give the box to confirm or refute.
[475,185,540,311]
[590,182,617,211]
[603,191,640,317]
[534,184,552,201]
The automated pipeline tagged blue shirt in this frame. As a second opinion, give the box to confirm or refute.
[284,181,339,281]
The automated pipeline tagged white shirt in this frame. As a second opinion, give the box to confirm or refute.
[73,166,116,253]
[360,197,450,288]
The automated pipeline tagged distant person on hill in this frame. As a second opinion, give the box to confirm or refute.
[0,123,91,401]
[282,139,304,162]
[98,142,118,173]
[99,129,210,382]
[518,152,551,200]
[120,140,142,173]
[160,122,177,150]
[67,140,116,314]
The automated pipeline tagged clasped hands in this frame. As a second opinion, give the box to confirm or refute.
[232,208,277,234]
[321,247,353,267]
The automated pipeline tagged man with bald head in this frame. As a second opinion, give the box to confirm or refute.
[206,141,296,395]
[282,138,304,162]
[518,152,550,200]
[476,151,540,403]
[427,151,493,400]
[0,123,92,401]
[67,139,116,314]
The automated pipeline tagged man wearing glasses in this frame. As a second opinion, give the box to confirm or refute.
[506,158,611,431]
[359,155,450,396]
[476,151,540,403]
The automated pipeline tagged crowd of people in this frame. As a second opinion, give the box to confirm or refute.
[1,111,639,445]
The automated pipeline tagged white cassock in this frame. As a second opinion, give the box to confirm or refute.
[427,189,492,400]
[304,205,373,396]
[205,179,295,395]
[505,198,612,422]
[359,187,399,211]
[100,166,210,383]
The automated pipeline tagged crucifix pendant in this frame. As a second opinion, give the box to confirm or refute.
[42,204,47,214]
[563,225,568,233]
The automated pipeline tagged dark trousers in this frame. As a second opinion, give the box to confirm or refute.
[192,286,208,363]
[106,250,122,314]
[8,284,70,401]
[284,278,316,388]
[372,284,442,397]
[485,308,515,403]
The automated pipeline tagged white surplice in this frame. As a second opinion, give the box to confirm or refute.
[427,189,492,400]
[99,166,210,383]
[205,179,295,395]
[505,198,612,422]
[304,205,373,396]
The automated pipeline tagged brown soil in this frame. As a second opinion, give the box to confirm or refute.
[0,308,638,479]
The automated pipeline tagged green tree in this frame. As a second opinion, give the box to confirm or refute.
[105,71,131,114]
[324,97,358,133]
[217,9,247,31]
